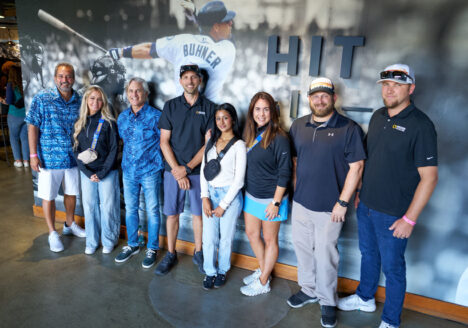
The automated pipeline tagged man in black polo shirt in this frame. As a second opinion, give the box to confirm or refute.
[155,64,216,275]
[338,64,438,328]
[288,77,366,328]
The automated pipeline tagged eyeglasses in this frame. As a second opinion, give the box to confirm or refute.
[380,70,413,83]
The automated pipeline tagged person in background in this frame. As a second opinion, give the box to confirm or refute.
[0,65,29,168]
[240,91,291,296]
[115,77,164,269]
[200,103,246,290]
[73,85,120,255]
[25,62,86,252]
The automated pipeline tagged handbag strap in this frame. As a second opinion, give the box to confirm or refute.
[90,117,105,150]
[205,136,238,163]
[247,131,264,153]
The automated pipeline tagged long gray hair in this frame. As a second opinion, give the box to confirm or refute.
[73,85,115,150]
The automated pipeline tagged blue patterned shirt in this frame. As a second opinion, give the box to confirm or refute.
[25,88,80,169]
[118,103,164,178]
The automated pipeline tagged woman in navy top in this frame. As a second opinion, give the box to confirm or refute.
[240,91,291,296]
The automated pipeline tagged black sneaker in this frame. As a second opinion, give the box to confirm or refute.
[192,250,205,274]
[214,274,226,288]
[154,251,178,276]
[203,275,216,290]
[320,305,337,328]
[287,290,318,308]
[115,245,139,263]
[142,249,158,269]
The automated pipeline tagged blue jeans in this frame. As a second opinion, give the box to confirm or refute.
[202,185,243,276]
[80,170,120,249]
[123,171,162,250]
[7,114,29,161]
[356,202,408,327]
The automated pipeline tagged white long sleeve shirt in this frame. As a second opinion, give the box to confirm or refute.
[200,139,246,210]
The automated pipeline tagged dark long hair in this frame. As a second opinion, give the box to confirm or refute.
[243,91,284,149]
[208,103,241,146]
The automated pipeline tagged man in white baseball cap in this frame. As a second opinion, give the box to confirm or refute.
[338,64,438,328]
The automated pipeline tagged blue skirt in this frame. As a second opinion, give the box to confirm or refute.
[243,192,288,222]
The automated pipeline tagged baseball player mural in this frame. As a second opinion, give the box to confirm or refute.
[108,0,236,103]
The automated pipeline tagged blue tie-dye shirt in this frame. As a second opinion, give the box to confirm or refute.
[25,88,80,169]
[118,103,164,178]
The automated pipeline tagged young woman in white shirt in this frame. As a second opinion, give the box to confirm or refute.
[200,103,247,290]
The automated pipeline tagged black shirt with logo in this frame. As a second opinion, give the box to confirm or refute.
[158,94,215,174]
[245,126,292,199]
[290,112,366,212]
[360,103,438,217]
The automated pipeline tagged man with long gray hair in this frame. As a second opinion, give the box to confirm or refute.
[115,77,164,269]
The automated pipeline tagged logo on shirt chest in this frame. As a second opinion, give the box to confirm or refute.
[392,124,406,132]
[328,132,334,137]
[196,111,205,115]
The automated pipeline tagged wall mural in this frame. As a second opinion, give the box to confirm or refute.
[15,0,468,306]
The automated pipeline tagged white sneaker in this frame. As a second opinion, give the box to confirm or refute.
[242,268,262,285]
[240,278,271,296]
[379,321,399,328]
[85,247,97,255]
[23,161,30,168]
[13,161,23,168]
[337,294,376,312]
[62,222,86,238]
[102,246,114,254]
[48,231,64,252]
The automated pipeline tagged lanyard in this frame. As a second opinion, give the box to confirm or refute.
[247,131,264,153]
[90,118,105,150]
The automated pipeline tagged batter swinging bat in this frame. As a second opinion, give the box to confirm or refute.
[37,9,107,53]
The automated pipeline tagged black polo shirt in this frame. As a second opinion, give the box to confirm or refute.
[245,127,292,199]
[158,94,215,174]
[290,111,366,212]
[360,103,438,217]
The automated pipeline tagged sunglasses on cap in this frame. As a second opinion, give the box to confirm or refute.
[180,65,201,76]
[380,70,413,83]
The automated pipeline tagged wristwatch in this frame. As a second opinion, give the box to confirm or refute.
[184,164,192,174]
[271,200,280,207]
[337,199,349,208]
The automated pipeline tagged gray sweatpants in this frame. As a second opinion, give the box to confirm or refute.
[291,201,344,306]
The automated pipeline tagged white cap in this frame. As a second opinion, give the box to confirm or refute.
[377,64,415,84]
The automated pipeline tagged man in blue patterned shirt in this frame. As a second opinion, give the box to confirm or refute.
[26,62,86,253]
[115,77,164,269]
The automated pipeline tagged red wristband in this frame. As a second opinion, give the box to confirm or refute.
[403,215,416,226]
[30,154,38,158]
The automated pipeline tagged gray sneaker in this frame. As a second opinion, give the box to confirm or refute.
[142,249,158,269]
[287,290,318,308]
[193,250,205,274]
[115,245,140,263]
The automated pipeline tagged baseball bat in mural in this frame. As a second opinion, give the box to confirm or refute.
[37,9,106,53]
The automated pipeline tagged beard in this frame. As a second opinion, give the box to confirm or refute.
[383,98,403,109]
[311,102,334,118]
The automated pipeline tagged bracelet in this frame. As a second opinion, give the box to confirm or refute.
[403,215,416,226]
[356,188,361,193]
[30,154,38,158]
[122,46,133,58]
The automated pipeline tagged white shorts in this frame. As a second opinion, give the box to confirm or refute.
[37,167,80,201]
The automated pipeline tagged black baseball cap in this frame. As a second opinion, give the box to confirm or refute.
[180,64,201,77]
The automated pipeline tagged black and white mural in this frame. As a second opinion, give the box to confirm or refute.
[16,0,468,306]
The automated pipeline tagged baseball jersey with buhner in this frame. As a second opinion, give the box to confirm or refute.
[156,34,235,103]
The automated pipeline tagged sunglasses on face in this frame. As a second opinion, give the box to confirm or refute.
[180,65,200,73]
[380,70,413,83]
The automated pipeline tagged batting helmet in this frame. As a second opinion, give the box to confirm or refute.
[197,1,235,27]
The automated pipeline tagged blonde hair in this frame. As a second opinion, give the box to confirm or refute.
[73,85,115,150]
